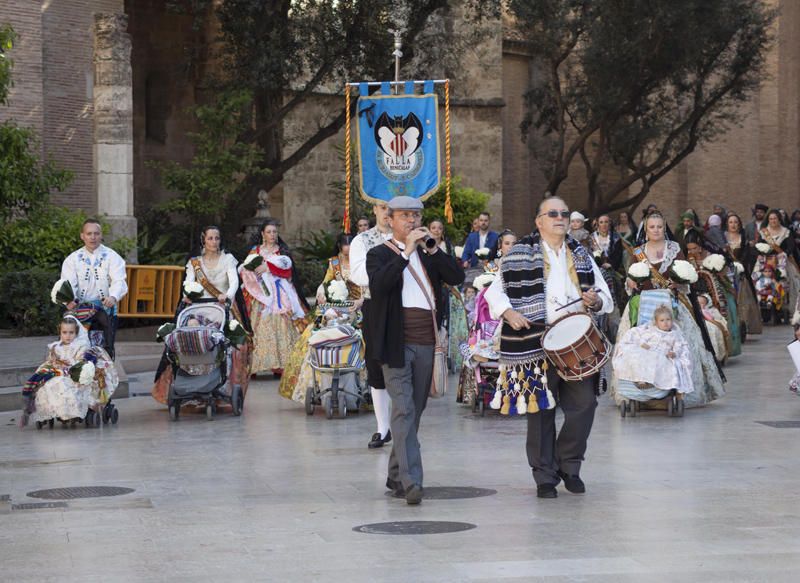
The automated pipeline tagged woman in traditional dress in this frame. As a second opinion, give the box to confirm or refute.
[725,212,762,336]
[616,211,637,247]
[241,220,309,376]
[611,212,725,408]
[151,226,251,405]
[590,214,624,336]
[428,218,469,373]
[279,234,362,401]
[684,229,741,357]
[752,209,800,321]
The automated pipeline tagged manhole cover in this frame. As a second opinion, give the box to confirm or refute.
[385,486,497,500]
[756,421,800,429]
[353,521,477,535]
[13,502,68,510]
[27,486,134,500]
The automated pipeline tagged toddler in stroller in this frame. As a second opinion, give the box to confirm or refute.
[160,300,249,420]
[612,303,693,417]
[21,315,119,429]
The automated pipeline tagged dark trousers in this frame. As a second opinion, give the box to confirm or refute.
[382,344,434,490]
[526,368,597,486]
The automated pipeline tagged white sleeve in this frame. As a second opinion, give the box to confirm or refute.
[591,261,614,314]
[60,253,79,293]
[185,260,195,284]
[225,254,239,299]
[108,250,128,301]
[485,274,512,321]
[349,235,369,287]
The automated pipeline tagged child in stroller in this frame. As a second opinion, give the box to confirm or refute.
[21,315,118,429]
[159,300,249,421]
[612,304,693,417]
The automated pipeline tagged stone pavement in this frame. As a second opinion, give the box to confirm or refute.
[1,327,800,582]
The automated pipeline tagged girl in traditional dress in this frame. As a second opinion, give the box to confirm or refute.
[611,212,725,408]
[613,304,693,401]
[21,315,118,427]
[697,293,730,362]
[753,209,800,320]
[590,214,625,333]
[151,226,250,406]
[241,220,309,376]
[725,212,762,336]
[279,234,362,401]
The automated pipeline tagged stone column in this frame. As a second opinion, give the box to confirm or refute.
[93,13,137,261]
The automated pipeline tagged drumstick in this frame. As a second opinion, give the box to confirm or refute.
[555,288,599,312]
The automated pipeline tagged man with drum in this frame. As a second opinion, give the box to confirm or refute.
[484,196,613,499]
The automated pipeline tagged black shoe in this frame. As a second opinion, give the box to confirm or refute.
[536,484,558,499]
[368,430,392,449]
[405,484,423,505]
[385,477,405,496]
[557,471,586,494]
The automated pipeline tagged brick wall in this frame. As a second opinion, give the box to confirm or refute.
[0,2,43,138]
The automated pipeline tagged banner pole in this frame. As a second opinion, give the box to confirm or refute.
[343,84,352,234]
[391,29,403,95]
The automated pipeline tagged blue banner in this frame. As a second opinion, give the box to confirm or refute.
[356,90,440,202]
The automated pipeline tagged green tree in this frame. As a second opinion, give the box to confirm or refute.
[422,178,489,243]
[150,89,268,249]
[0,24,16,105]
[509,0,776,215]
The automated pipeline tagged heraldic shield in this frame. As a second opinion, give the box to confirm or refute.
[356,85,441,203]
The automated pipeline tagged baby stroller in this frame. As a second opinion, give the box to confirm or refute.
[458,288,502,416]
[163,301,244,421]
[303,306,367,419]
[615,290,685,418]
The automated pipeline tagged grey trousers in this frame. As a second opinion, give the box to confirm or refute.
[526,368,598,486]
[382,344,434,490]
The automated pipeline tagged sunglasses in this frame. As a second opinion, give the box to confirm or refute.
[537,210,571,219]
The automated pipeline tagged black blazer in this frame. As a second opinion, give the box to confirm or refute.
[366,243,465,368]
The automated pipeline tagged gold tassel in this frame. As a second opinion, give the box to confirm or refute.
[527,394,540,414]
[500,394,511,415]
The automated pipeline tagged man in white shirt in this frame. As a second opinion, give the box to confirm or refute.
[349,201,394,449]
[485,196,613,499]
[61,219,128,358]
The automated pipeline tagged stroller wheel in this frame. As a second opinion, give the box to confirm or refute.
[675,397,685,418]
[48,419,54,429]
[231,385,243,417]
[479,397,486,417]
[323,394,334,420]
[619,402,627,418]
[168,402,180,421]
[111,407,119,424]
[84,410,94,428]
[36,421,44,430]
[629,401,637,418]
[206,403,214,420]
[304,386,315,416]
[667,397,675,417]
[338,393,347,419]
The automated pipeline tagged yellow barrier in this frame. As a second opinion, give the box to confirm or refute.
[118,265,184,319]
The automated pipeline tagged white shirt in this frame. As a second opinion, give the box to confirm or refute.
[184,253,239,300]
[485,240,612,324]
[393,240,435,310]
[479,231,488,250]
[61,244,128,303]
[350,227,392,297]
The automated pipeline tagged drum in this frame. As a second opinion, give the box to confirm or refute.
[541,312,610,381]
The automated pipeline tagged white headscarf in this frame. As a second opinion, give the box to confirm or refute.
[62,314,90,350]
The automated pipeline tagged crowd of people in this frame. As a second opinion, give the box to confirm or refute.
[18,197,800,504]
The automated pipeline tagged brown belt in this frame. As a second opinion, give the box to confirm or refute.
[403,308,435,346]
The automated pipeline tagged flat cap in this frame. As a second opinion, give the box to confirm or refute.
[570,211,586,222]
[388,196,423,211]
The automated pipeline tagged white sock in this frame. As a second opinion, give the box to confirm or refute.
[371,387,391,438]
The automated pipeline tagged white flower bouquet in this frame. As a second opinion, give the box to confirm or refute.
[733,262,745,276]
[225,318,247,346]
[702,254,726,273]
[593,249,603,259]
[326,280,350,304]
[156,322,175,342]
[183,281,204,302]
[669,260,698,284]
[242,253,271,297]
[475,247,491,260]
[755,242,772,255]
[69,360,96,385]
[473,272,496,290]
[627,262,651,284]
[454,245,464,258]
[51,279,75,306]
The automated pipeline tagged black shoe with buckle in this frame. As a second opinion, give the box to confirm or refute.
[536,484,558,499]
[557,471,586,494]
[368,430,392,449]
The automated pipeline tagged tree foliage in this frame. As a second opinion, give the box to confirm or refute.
[150,89,268,248]
[0,24,15,105]
[422,177,489,242]
[509,0,776,215]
